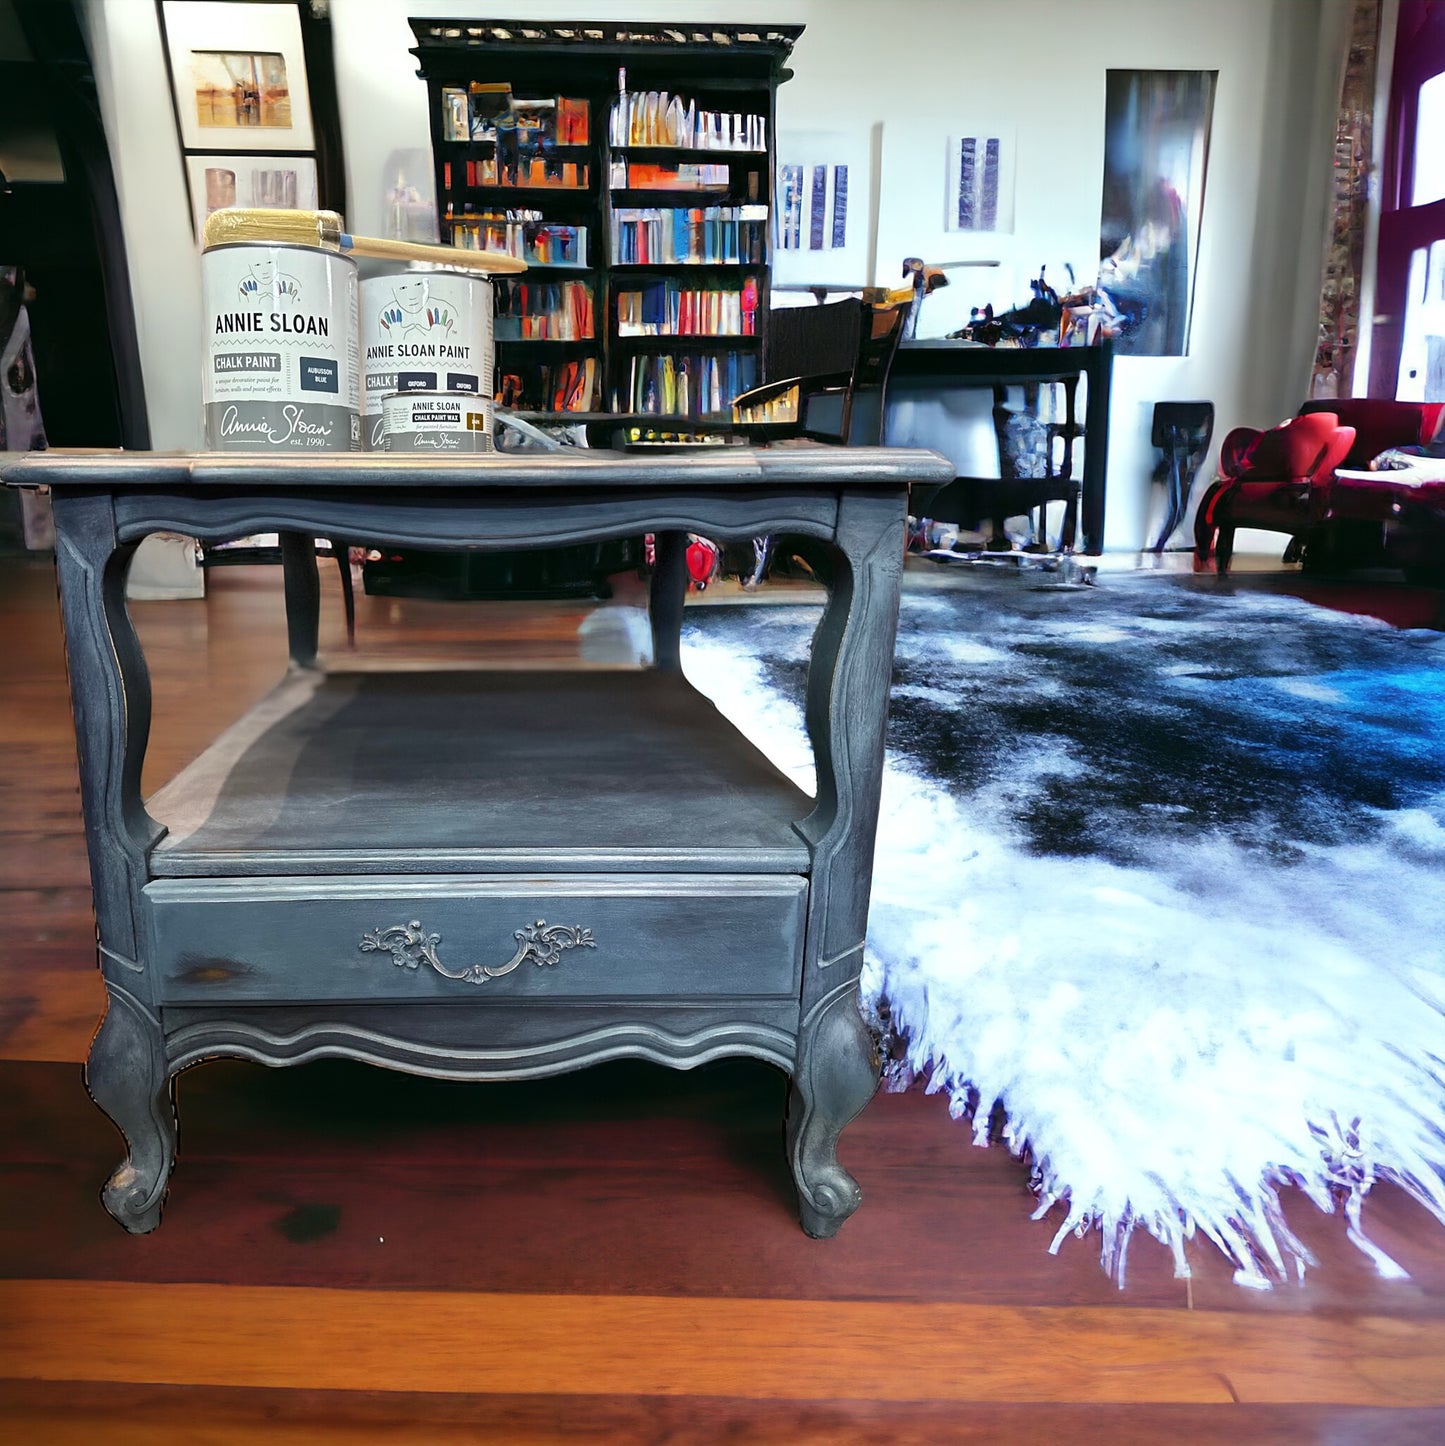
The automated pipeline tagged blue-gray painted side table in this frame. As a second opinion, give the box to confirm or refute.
[2,446,951,1236]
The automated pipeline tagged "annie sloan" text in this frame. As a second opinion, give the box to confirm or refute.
[215,312,331,336]
[220,404,335,446]
[366,343,472,360]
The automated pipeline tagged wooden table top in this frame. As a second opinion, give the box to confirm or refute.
[1,446,954,492]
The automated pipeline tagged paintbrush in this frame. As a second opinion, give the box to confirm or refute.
[201,208,529,274]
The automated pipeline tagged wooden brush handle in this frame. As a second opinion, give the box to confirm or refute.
[344,233,528,275]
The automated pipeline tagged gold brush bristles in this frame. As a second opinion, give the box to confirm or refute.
[200,207,528,274]
[202,208,341,251]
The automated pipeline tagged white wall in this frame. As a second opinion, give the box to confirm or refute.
[84,0,1351,547]
[81,0,206,450]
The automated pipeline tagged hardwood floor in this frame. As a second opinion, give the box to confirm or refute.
[3,554,1445,1442]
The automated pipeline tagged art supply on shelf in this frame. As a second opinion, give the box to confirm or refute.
[612,160,732,191]
[360,265,494,450]
[496,356,596,412]
[201,239,360,451]
[447,210,588,266]
[492,278,595,340]
[438,86,591,188]
[381,389,493,452]
[614,349,757,418]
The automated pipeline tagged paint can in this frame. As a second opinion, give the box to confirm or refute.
[201,242,360,450]
[381,391,494,453]
[361,265,494,450]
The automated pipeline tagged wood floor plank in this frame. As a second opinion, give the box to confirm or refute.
[2,1380,1441,1445]
[0,830,90,889]
[9,1278,1445,1405]
[0,965,102,1062]
[0,1058,1191,1307]
[0,888,103,1063]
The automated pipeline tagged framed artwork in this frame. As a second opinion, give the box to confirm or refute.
[944,132,1014,235]
[184,152,318,236]
[1095,69,1216,356]
[161,1,315,152]
[772,129,876,290]
[878,125,1005,335]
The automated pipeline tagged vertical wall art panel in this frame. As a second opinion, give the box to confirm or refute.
[1096,69,1215,356]
[773,130,874,289]
[945,133,1011,234]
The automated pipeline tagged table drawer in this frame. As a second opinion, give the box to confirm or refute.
[147,875,806,1004]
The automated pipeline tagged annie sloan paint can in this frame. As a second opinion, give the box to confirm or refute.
[361,265,494,450]
[381,390,494,453]
[202,242,360,451]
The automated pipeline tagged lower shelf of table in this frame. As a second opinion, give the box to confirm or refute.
[146,665,814,877]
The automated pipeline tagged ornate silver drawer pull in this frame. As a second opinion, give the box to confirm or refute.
[359,918,596,985]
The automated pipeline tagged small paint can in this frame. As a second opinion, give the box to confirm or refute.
[201,242,360,450]
[381,391,494,453]
[361,265,494,449]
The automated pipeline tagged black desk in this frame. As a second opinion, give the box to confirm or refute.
[886,341,1113,554]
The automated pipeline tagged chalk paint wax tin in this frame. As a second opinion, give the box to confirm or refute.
[202,242,360,450]
[361,265,494,449]
[381,391,493,452]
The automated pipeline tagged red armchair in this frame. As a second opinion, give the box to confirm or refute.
[1194,399,1445,576]
[1193,411,1355,575]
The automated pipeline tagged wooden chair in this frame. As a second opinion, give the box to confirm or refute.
[731,298,906,446]
[913,376,1086,554]
[730,299,907,586]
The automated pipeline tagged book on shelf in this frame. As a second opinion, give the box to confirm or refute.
[614,349,758,418]
[493,279,596,340]
[448,209,588,266]
[608,69,765,151]
[611,206,768,265]
[497,356,596,412]
[615,277,759,337]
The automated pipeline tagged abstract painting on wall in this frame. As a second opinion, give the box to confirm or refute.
[1094,69,1216,356]
[161,1,315,152]
[773,131,874,290]
[944,133,1013,234]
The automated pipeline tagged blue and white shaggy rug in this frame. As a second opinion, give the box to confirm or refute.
[677,566,1445,1289]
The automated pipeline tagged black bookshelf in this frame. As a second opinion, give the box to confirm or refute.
[410,18,801,436]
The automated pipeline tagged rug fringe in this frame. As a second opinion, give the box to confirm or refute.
[877,989,1443,1290]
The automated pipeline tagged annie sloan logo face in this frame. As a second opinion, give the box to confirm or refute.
[221,404,334,446]
[380,279,455,338]
[238,257,302,302]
